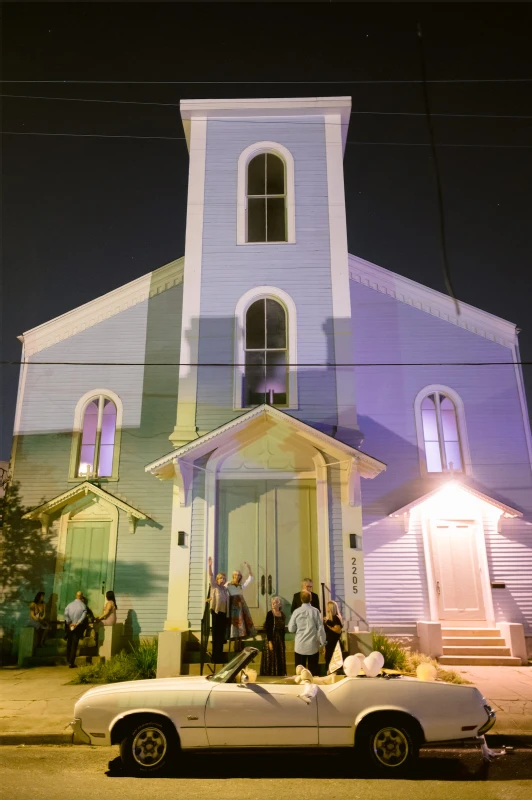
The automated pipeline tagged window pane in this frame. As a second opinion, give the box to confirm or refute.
[425,441,443,472]
[246,300,265,349]
[81,401,98,445]
[100,401,117,446]
[98,445,114,477]
[245,351,266,405]
[247,154,266,195]
[248,198,266,242]
[78,445,96,475]
[266,154,285,195]
[444,441,462,471]
[265,299,286,349]
[265,351,287,405]
[421,406,439,443]
[421,394,435,408]
[441,407,459,442]
[266,197,286,242]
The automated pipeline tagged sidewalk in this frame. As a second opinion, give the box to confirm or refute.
[0,663,530,746]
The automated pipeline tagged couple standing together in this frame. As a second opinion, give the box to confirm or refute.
[208,557,256,662]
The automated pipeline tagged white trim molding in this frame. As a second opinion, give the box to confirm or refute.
[68,388,124,482]
[413,384,472,477]
[233,286,298,410]
[349,254,518,349]
[236,141,295,245]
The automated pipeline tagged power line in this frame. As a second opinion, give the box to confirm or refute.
[2,94,532,120]
[2,361,530,367]
[2,78,532,84]
[3,131,532,148]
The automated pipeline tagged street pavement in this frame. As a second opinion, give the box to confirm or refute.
[0,744,531,799]
[0,663,531,743]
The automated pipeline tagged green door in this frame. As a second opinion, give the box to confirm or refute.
[58,522,111,617]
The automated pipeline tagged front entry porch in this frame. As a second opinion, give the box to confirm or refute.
[145,404,386,677]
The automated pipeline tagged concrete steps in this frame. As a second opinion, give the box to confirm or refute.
[440,627,519,666]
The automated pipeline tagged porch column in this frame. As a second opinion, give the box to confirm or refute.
[339,467,368,629]
[163,481,192,629]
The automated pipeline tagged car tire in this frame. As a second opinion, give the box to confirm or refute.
[120,717,178,776]
[356,714,420,777]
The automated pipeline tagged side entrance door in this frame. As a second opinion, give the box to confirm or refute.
[58,521,111,615]
[429,519,486,621]
[217,480,318,626]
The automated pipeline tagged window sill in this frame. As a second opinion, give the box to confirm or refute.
[67,476,119,484]
[233,404,298,412]
[236,240,296,246]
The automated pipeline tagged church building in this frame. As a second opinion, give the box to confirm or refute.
[9,97,532,669]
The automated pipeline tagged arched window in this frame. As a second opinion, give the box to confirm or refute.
[244,298,287,406]
[77,395,118,478]
[420,392,463,472]
[247,152,287,243]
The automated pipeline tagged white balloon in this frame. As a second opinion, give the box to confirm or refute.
[362,651,385,677]
[343,653,365,677]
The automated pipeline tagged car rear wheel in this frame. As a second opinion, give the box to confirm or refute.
[356,714,419,777]
[120,717,178,776]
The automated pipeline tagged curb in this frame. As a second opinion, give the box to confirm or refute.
[0,733,75,746]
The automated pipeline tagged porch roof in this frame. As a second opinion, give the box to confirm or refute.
[145,404,386,479]
[23,481,149,522]
[389,480,523,519]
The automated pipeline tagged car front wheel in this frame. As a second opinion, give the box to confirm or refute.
[120,717,178,776]
[356,714,419,777]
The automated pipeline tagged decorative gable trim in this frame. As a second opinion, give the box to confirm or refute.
[20,257,184,357]
[348,254,518,349]
[23,481,149,534]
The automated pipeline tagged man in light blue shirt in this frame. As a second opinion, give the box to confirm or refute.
[288,590,326,675]
[64,591,87,668]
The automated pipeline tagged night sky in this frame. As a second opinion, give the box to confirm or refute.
[2,2,532,461]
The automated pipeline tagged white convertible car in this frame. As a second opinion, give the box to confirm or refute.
[71,647,495,776]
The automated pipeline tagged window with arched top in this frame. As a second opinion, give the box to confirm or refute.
[420,392,463,472]
[244,298,288,406]
[237,142,295,245]
[69,390,122,480]
[247,153,287,243]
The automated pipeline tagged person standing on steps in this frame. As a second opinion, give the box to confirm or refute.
[64,591,87,668]
[291,578,321,613]
[323,600,343,672]
[288,590,326,675]
[95,590,118,626]
[208,557,229,665]
[226,562,256,652]
[28,591,50,650]
[260,595,287,676]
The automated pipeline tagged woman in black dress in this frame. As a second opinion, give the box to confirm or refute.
[324,600,343,672]
[260,596,286,676]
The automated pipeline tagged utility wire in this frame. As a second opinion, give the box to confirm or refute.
[2,78,532,84]
[3,131,532,147]
[2,361,529,367]
[2,94,532,119]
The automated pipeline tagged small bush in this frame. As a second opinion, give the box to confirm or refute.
[70,638,157,684]
[372,630,409,671]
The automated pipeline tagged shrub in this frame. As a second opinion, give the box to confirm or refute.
[371,630,409,671]
[70,638,158,684]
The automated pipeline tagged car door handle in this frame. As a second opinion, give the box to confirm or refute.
[187,715,198,721]
[261,575,266,595]
[268,574,272,595]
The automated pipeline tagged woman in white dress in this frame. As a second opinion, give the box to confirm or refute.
[226,562,256,650]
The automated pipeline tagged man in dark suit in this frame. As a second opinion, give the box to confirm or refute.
[291,578,321,613]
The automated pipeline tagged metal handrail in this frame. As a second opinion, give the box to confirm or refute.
[200,587,211,676]
[321,583,369,629]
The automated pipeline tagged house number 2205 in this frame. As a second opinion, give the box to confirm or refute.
[351,557,358,594]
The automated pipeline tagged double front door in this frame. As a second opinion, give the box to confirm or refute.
[217,480,318,626]
[58,521,111,617]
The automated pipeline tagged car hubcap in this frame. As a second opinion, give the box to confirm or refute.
[372,726,409,767]
[132,727,167,767]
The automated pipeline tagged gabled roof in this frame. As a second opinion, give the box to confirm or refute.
[20,257,184,357]
[348,253,518,349]
[23,481,149,524]
[389,480,522,519]
[145,404,386,479]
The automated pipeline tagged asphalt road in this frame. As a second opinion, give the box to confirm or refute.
[1,745,531,800]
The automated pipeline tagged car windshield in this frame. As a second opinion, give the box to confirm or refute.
[209,648,259,683]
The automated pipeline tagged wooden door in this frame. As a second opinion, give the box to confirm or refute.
[59,522,110,616]
[430,520,485,621]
